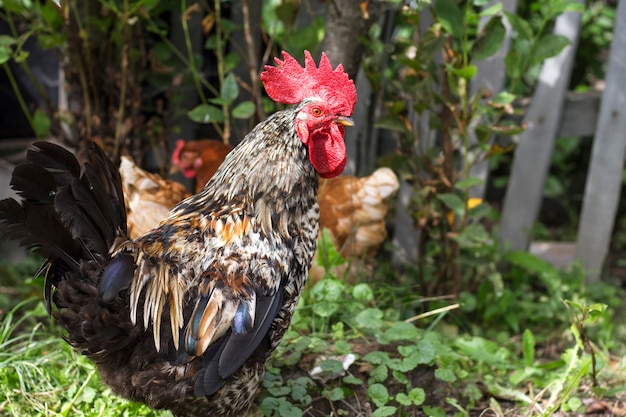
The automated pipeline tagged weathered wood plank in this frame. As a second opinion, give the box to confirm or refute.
[575,0,626,282]
[468,0,519,198]
[558,90,601,137]
[499,4,583,251]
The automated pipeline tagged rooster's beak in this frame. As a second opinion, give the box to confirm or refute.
[335,116,354,127]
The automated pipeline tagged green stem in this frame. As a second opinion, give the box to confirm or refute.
[60,367,97,417]
[3,63,36,137]
[180,0,223,137]
[181,0,207,104]
[214,0,230,141]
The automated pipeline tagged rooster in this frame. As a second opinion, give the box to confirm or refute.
[0,51,356,416]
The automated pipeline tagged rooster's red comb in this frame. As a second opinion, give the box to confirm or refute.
[260,51,357,116]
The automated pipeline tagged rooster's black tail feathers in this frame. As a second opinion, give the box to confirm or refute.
[0,142,127,311]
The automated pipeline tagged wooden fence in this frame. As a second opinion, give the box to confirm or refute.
[388,0,626,282]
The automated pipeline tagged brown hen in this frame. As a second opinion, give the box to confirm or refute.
[311,167,399,282]
[171,139,233,193]
[119,155,191,239]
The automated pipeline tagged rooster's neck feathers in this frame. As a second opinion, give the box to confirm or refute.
[176,105,316,214]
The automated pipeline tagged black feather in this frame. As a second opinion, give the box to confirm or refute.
[99,254,135,301]
[84,143,127,229]
[194,337,228,396]
[54,184,107,257]
[189,289,285,396]
[29,141,81,184]
[10,163,56,202]
[218,290,284,379]
[69,176,116,250]
[0,198,79,267]
[83,167,121,243]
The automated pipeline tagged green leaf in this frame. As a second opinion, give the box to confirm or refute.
[355,308,384,330]
[522,328,535,367]
[367,383,390,407]
[352,283,374,303]
[530,34,570,66]
[324,387,344,401]
[455,336,510,366]
[220,73,239,103]
[448,64,477,79]
[33,109,51,138]
[13,50,29,63]
[343,375,363,385]
[479,2,502,16]
[152,42,172,63]
[455,177,484,190]
[369,364,388,383]
[0,35,16,46]
[503,251,556,275]
[437,193,465,217]
[408,388,426,405]
[472,16,506,61]
[232,101,256,119]
[286,16,324,52]
[422,406,446,417]
[415,339,437,364]
[0,45,11,64]
[224,52,241,73]
[585,303,608,323]
[434,0,465,38]
[374,115,408,133]
[553,1,585,14]
[320,359,344,374]
[310,278,346,318]
[454,223,490,249]
[188,104,224,123]
[504,50,522,80]
[567,396,583,412]
[504,11,532,39]
[435,367,457,382]
[334,339,351,354]
[363,351,390,365]
[396,393,412,406]
[372,406,397,417]
[492,91,516,104]
[382,321,419,342]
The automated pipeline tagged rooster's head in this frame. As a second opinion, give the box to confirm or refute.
[260,51,357,178]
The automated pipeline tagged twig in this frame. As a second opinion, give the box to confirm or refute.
[113,0,131,157]
[404,303,460,323]
[68,1,94,140]
[241,0,264,121]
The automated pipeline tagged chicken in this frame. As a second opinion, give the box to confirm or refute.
[119,155,191,239]
[0,51,356,417]
[311,168,399,282]
[171,138,233,193]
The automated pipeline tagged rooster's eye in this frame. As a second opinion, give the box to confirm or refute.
[311,107,322,117]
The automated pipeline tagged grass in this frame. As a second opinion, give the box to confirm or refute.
[0,299,170,417]
[1,249,626,417]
